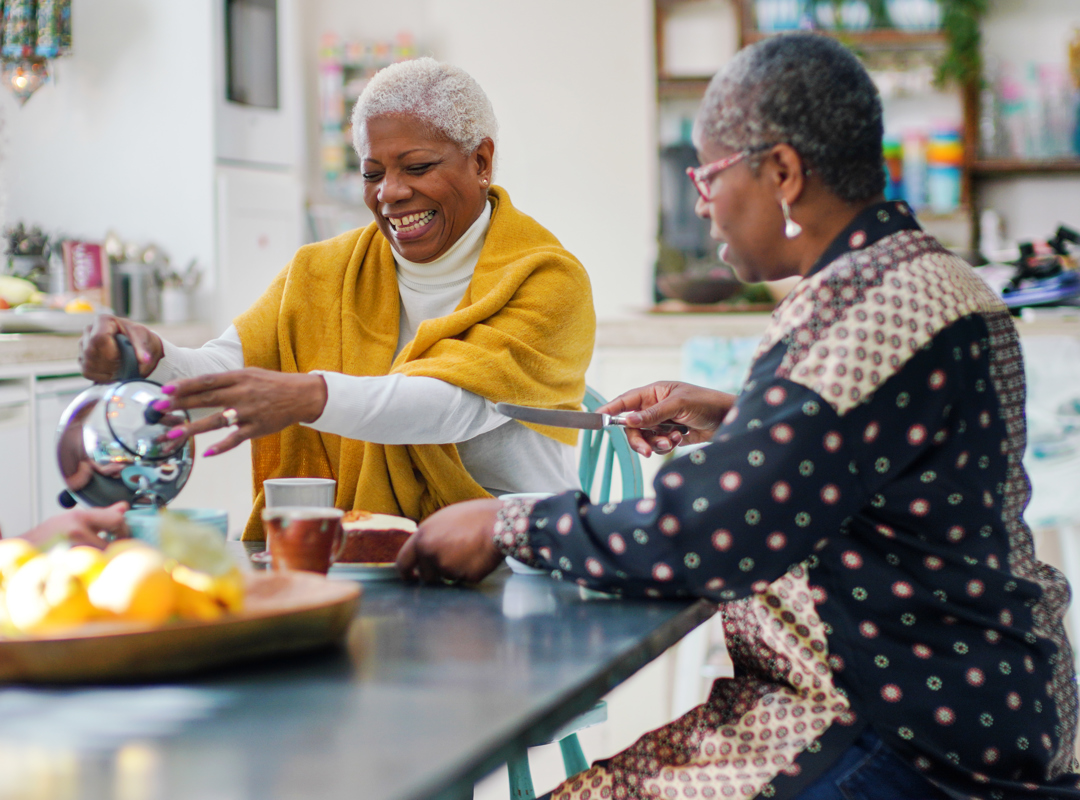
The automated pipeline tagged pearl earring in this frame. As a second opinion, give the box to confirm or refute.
[781,199,802,239]
[481,178,489,187]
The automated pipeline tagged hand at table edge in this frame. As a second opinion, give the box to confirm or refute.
[396,499,506,584]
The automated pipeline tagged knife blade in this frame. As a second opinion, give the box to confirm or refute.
[495,403,689,435]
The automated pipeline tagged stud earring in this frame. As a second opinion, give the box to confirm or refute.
[481,178,489,187]
[781,199,802,239]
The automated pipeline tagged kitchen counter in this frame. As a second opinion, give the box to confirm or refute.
[589,308,1080,496]
[0,321,216,374]
[595,308,1080,348]
[1,312,1076,369]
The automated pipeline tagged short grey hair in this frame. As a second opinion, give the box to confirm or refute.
[694,32,885,203]
[352,57,498,165]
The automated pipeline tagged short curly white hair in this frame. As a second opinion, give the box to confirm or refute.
[351,57,498,167]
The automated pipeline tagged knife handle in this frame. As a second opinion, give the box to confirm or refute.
[610,416,690,436]
[644,422,691,435]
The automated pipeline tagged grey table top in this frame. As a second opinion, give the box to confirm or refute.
[0,545,715,800]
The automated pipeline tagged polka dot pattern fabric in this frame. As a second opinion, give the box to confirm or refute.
[494,203,1080,800]
[757,229,1002,417]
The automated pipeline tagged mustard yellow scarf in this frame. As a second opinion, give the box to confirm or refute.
[234,187,594,540]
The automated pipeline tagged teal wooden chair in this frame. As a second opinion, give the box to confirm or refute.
[578,386,644,502]
[505,386,643,798]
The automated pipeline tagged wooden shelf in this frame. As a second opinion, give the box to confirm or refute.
[742,28,946,50]
[658,76,711,99]
[970,159,1080,177]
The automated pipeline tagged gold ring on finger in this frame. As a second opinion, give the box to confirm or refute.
[222,408,239,427]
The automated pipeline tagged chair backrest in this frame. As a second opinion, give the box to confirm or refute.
[579,386,644,503]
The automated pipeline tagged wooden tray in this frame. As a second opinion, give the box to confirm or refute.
[0,571,361,683]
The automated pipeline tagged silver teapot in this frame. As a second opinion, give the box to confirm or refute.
[57,334,194,509]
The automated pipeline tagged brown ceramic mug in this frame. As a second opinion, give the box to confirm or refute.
[262,506,345,574]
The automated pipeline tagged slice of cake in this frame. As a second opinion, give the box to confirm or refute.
[339,510,418,564]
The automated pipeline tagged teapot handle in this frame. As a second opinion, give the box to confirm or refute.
[115,333,141,382]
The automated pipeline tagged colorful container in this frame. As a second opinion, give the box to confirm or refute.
[883,137,904,202]
[925,128,963,213]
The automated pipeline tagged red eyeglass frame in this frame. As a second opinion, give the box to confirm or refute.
[685,151,749,201]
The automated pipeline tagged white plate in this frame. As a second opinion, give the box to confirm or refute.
[248,551,398,581]
[0,309,96,334]
[506,556,548,576]
[329,562,399,581]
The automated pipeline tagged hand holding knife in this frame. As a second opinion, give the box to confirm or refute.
[495,403,690,435]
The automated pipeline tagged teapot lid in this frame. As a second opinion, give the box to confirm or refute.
[105,381,190,460]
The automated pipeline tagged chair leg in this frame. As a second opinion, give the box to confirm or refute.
[559,733,589,778]
[507,749,536,799]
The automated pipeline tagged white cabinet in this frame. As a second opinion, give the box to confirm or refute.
[0,380,33,537]
[33,374,91,524]
[0,369,91,533]
[215,163,305,332]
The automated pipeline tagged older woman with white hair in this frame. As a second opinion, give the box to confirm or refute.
[79,58,595,539]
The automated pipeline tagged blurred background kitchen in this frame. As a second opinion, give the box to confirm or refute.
[1,1,1079,796]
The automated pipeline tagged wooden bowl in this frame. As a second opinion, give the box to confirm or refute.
[657,271,743,305]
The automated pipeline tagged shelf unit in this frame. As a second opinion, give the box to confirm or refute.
[317,32,416,206]
[971,159,1080,176]
[654,0,1080,252]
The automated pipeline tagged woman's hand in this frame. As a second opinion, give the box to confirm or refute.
[79,314,164,382]
[154,368,328,456]
[598,381,736,457]
[396,499,505,584]
[16,502,130,549]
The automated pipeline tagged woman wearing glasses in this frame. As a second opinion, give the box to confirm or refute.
[401,33,1080,800]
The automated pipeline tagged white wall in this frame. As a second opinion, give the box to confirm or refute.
[302,0,658,321]
[979,0,1080,243]
[0,0,217,280]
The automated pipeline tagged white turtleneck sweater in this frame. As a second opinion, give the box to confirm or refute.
[148,202,579,497]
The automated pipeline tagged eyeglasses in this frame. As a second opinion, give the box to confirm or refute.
[686,151,749,201]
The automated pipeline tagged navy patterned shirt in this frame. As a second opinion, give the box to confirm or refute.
[495,203,1080,800]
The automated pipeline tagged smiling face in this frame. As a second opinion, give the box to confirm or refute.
[359,114,493,263]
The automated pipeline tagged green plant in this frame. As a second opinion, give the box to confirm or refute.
[800,0,987,87]
[935,0,987,87]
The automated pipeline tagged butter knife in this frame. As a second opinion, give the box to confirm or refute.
[495,403,689,435]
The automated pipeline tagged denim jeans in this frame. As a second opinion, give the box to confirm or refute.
[537,728,951,800]
[794,728,953,800]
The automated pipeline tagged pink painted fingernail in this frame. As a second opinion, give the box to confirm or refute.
[166,428,185,440]
[161,384,176,395]
[203,447,217,457]
[151,399,171,411]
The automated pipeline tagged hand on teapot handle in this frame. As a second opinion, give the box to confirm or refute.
[79,315,164,383]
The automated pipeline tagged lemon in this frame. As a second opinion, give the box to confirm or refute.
[0,539,39,588]
[104,538,155,560]
[212,568,245,614]
[64,298,95,313]
[5,554,95,634]
[88,547,176,625]
[50,545,108,588]
[158,512,235,576]
[173,582,224,621]
[171,563,244,621]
